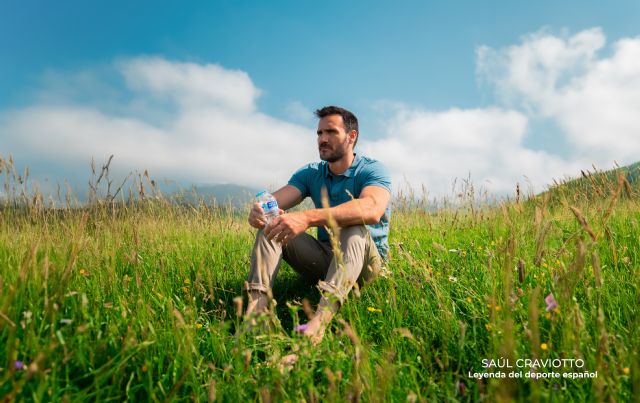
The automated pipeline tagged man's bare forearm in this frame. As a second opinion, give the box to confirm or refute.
[303,197,382,228]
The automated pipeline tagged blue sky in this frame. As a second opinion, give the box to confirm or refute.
[2,1,640,197]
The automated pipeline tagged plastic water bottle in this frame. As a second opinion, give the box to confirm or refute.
[256,190,279,224]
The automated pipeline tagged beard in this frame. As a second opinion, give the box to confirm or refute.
[319,138,349,162]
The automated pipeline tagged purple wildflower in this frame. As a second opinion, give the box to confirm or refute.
[545,293,558,312]
[14,360,24,370]
[294,324,309,333]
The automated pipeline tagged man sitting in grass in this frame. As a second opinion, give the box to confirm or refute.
[245,105,392,343]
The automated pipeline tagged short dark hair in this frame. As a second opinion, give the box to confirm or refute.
[314,105,359,146]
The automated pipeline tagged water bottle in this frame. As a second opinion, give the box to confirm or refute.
[256,190,279,224]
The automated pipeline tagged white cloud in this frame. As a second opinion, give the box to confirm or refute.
[0,58,316,190]
[119,57,261,113]
[361,107,581,196]
[477,27,640,163]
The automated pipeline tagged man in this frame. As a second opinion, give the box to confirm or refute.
[245,105,392,343]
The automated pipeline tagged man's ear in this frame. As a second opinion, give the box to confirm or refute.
[349,130,358,144]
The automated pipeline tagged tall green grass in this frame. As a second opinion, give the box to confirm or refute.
[1,158,639,401]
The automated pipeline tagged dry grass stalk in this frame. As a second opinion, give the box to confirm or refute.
[601,173,625,226]
[604,227,618,266]
[208,378,216,402]
[517,259,525,284]
[569,206,597,241]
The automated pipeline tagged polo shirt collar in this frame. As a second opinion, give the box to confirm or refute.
[324,154,360,178]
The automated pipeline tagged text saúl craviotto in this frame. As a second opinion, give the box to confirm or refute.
[468,358,598,380]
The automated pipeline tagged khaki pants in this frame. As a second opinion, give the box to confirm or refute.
[245,225,382,304]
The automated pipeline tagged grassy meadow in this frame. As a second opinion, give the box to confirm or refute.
[1,161,639,401]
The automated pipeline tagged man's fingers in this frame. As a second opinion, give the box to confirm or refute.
[265,221,280,239]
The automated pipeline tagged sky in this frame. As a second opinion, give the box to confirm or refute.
[1,0,640,199]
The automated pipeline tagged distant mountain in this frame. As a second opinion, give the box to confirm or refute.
[157,182,258,208]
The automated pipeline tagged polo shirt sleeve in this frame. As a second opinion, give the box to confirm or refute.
[287,164,312,199]
[360,160,392,194]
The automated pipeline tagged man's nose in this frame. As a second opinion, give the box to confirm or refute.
[318,133,329,143]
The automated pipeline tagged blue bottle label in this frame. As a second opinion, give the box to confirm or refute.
[263,200,278,211]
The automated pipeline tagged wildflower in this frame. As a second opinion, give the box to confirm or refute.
[545,293,558,312]
[184,278,191,285]
[466,297,472,303]
[495,306,501,312]
[623,367,630,375]
[196,323,203,329]
[448,275,458,282]
[79,268,88,276]
[542,262,548,268]
[485,324,492,331]
[540,343,548,351]
[14,361,24,370]
[545,312,551,320]
[367,307,382,313]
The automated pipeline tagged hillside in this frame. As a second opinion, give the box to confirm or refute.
[539,161,639,206]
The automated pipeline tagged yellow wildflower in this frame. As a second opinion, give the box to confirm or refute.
[545,312,551,320]
[541,343,548,351]
[485,324,492,331]
[495,306,501,312]
[466,297,472,303]
[623,367,630,375]
[367,307,382,313]
[196,323,203,329]
[79,268,88,276]
[184,278,191,285]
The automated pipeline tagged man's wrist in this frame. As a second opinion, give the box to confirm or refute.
[303,209,326,228]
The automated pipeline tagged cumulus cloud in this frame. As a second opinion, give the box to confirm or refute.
[477,27,640,163]
[0,58,316,190]
[361,106,581,196]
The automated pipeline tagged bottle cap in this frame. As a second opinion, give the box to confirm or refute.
[255,190,267,197]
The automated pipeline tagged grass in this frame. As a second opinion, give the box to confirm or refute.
[1,160,639,401]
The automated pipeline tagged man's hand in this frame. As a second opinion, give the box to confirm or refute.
[264,211,310,245]
[248,202,266,229]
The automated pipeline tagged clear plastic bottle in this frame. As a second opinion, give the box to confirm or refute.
[256,190,279,224]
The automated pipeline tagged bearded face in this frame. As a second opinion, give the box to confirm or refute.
[317,115,355,162]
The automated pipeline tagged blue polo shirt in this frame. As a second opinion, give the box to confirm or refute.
[287,154,392,259]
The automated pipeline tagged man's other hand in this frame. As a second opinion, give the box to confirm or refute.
[264,211,309,245]
[248,202,266,229]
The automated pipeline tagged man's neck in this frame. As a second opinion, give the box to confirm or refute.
[328,152,356,175]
